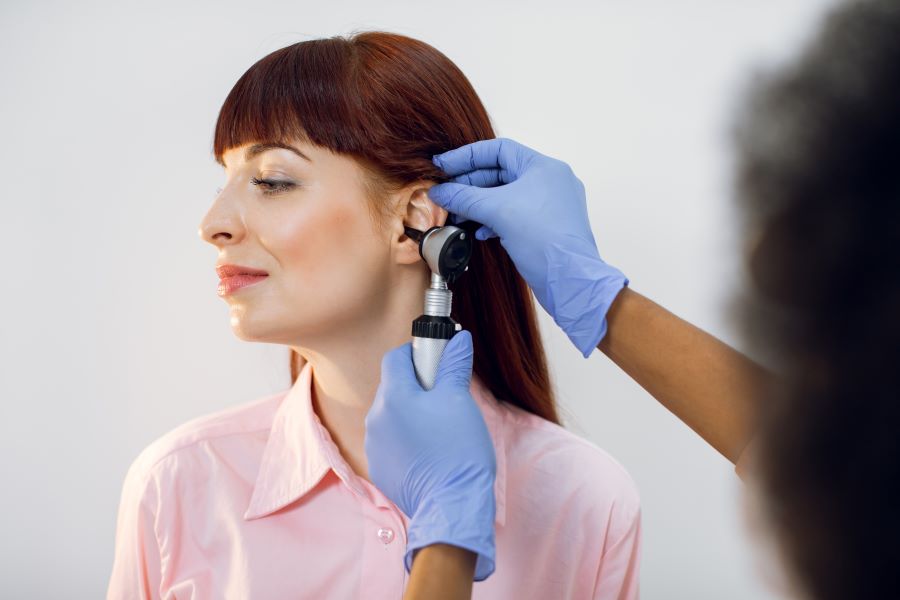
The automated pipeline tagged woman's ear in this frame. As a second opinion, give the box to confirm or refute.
[392,183,449,266]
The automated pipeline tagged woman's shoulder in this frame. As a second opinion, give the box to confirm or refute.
[498,402,641,521]
[125,390,288,485]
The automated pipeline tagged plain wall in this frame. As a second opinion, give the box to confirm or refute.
[1,0,839,597]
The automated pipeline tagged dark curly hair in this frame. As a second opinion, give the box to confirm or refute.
[730,0,900,597]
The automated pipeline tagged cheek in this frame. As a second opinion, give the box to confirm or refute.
[273,200,390,311]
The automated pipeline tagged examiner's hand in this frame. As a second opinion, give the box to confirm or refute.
[430,138,629,357]
[365,330,497,581]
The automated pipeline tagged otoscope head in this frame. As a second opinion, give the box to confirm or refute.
[404,224,474,284]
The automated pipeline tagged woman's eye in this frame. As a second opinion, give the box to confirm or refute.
[250,177,296,196]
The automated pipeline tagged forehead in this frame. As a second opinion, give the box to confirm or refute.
[220,140,316,169]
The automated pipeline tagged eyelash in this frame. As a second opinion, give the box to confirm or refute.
[250,177,296,196]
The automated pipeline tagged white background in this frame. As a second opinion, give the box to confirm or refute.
[1,0,839,597]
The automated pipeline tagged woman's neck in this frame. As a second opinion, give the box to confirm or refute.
[292,271,427,482]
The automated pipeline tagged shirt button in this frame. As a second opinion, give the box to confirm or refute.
[377,527,395,545]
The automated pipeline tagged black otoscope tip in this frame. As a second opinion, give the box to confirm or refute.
[404,226,425,242]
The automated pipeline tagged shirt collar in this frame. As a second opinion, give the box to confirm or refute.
[244,359,508,526]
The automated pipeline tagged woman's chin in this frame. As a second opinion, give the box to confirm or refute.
[229,316,301,345]
[230,328,256,342]
[228,315,267,342]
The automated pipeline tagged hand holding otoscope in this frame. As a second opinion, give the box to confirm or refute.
[428,138,629,358]
[365,219,498,582]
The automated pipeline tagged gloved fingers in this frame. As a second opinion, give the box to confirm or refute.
[475,225,497,241]
[363,431,395,498]
[449,167,511,188]
[378,342,419,400]
[432,137,525,179]
[433,330,474,391]
[362,420,381,461]
[448,212,467,225]
[366,344,416,459]
[427,182,499,229]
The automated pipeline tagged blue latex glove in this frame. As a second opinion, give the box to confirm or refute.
[429,138,629,358]
[365,330,497,581]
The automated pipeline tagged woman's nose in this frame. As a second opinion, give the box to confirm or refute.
[198,189,244,247]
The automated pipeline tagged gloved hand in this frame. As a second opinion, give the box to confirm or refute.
[365,330,497,581]
[429,138,629,357]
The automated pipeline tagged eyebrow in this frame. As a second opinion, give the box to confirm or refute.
[221,142,312,168]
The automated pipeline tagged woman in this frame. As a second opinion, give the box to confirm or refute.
[106,32,640,599]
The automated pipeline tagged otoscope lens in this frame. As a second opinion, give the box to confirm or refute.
[447,243,466,266]
[435,228,473,283]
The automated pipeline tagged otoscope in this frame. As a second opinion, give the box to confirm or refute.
[403,222,475,390]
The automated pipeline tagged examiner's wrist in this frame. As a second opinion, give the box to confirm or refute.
[409,544,477,575]
[406,544,478,599]
[547,251,628,358]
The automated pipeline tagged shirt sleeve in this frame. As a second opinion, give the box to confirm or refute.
[106,459,163,600]
[592,503,642,600]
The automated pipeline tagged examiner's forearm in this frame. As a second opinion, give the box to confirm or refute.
[403,545,476,600]
[597,286,774,463]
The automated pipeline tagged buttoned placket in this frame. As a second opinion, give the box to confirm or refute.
[365,480,411,598]
[327,459,410,598]
[315,419,410,599]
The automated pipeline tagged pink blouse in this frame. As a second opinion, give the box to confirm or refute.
[107,360,642,599]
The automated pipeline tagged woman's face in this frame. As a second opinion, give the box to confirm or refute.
[199,139,414,345]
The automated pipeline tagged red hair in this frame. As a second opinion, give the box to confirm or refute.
[212,31,558,424]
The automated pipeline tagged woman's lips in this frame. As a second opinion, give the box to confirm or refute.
[217,274,269,296]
